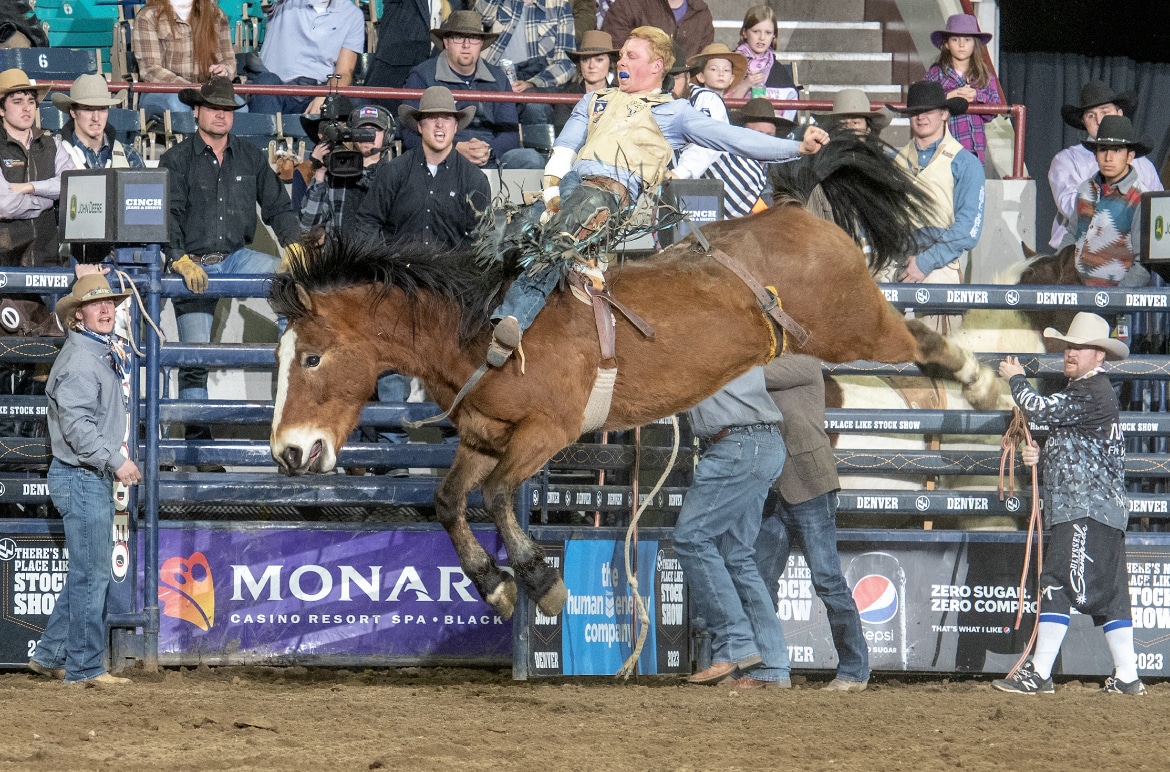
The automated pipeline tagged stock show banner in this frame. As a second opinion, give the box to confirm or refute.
[154,526,512,664]
[527,539,690,677]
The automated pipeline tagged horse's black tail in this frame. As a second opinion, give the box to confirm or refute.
[769,130,934,276]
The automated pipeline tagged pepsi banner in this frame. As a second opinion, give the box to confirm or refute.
[527,538,689,676]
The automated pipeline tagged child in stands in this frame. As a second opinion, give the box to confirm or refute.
[725,4,797,122]
[925,13,1001,162]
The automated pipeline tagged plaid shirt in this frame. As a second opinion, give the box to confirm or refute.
[299,161,383,233]
[925,64,1000,163]
[477,0,575,89]
[131,6,236,83]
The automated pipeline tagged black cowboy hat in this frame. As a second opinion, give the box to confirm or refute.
[299,95,354,143]
[666,41,695,76]
[430,10,497,48]
[1061,81,1137,130]
[1081,115,1151,157]
[887,80,966,117]
[732,97,795,136]
[178,76,244,110]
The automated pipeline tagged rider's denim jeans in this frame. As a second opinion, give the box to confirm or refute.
[490,265,563,332]
[33,461,116,682]
[754,491,871,683]
[673,425,791,682]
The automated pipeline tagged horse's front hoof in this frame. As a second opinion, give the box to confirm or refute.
[536,577,568,617]
[486,576,518,620]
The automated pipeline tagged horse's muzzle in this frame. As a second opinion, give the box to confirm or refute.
[274,437,327,475]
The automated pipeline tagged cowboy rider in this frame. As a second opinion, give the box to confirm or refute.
[484,25,829,368]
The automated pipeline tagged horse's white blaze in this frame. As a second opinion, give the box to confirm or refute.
[272,329,297,433]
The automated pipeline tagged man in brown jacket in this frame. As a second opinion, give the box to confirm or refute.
[754,355,870,692]
[601,0,713,61]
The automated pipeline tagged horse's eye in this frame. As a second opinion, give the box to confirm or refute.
[304,355,321,368]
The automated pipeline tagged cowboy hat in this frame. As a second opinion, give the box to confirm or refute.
[887,80,967,116]
[1061,80,1137,130]
[930,14,992,48]
[1043,312,1129,360]
[178,76,244,110]
[686,43,748,91]
[55,274,132,327]
[0,67,49,101]
[1081,115,1151,157]
[430,10,498,48]
[815,87,891,133]
[299,94,355,143]
[51,73,125,110]
[397,86,475,134]
[568,30,618,60]
[666,41,696,76]
[732,97,795,135]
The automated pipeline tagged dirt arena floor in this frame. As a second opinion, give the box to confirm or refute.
[0,666,1165,771]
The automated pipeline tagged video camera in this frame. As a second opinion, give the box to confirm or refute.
[316,77,378,178]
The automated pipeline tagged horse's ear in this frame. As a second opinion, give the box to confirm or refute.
[295,283,314,314]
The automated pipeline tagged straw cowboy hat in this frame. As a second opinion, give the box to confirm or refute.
[55,274,132,327]
[929,13,992,48]
[1061,80,1137,130]
[568,30,618,60]
[1043,312,1129,360]
[430,10,498,48]
[178,76,244,110]
[816,88,891,132]
[686,43,748,90]
[0,67,49,101]
[888,80,967,116]
[51,73,124,111]
[732,97,795,135]
[397,86,475,134]
[1081,115,1152,157]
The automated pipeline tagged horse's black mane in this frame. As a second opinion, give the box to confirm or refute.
[268,235,505,343]
[770,130,935,276]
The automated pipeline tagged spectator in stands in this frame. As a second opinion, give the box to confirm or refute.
[552,30,617,135]
[994,314,1143,696]
[1048,81,1163,250]
[132,0,237,122]
[0,69,73,267]
[54,75,145,171]
[1062,116,1153,287]
[29,274,138,686]
[925,13,1000,163]
[670,43,742,183]
[570,0,597,43]
[754,354,869,692]
[299,104,395,235]
[601,0,713,61]
[706,98,793,217]
[887,81,983,333]
[666,40,697,99]
[678,367,790,690]
[477,0,575,126]
[364,0,455,94]
[250,0,366,116]
[813,88,890,136]
[403,11,544,169]
[354,87,490,448]
[724,4,798,123]
[0,1,49,48]
[159,78,301,460]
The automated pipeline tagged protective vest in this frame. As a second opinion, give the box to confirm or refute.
[896,130,964,231]
[61,138,131,170]
[578,88,674,187]
[0,129,60,267]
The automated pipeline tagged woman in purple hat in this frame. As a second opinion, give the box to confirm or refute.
[925,13,1000,163]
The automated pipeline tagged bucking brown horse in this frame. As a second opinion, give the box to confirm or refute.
[268,188,999,620]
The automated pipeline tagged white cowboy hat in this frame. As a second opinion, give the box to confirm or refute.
[51,73,124,110]
[1043,312,1129,360]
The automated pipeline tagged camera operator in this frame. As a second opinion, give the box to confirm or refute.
[299,102,395,235]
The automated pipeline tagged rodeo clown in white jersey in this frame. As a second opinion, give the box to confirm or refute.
[483,24,829,368]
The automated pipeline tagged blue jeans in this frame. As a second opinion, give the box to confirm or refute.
[491,264,563,332]
[674,426,790,681]
[33,461,115,682]
[173,247,280,440]
[249,72,319,115]
[499,147,545,170]
[754,491,870,682]
[141,92,248,122]
[376,371,410,444]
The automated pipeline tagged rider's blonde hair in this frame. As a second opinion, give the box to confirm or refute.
[626,26,674,73]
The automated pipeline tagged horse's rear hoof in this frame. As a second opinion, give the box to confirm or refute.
[536,577,568,617]
[962,365,1001,411]
[486,576,518,620]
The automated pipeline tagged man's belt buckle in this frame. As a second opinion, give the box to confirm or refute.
[195,252,227,266]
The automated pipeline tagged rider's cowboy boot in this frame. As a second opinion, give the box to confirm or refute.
[487,316,521,367]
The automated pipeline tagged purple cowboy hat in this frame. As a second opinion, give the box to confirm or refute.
[930,14,991,48]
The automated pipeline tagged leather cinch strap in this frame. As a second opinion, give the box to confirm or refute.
[706,247,811,349]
